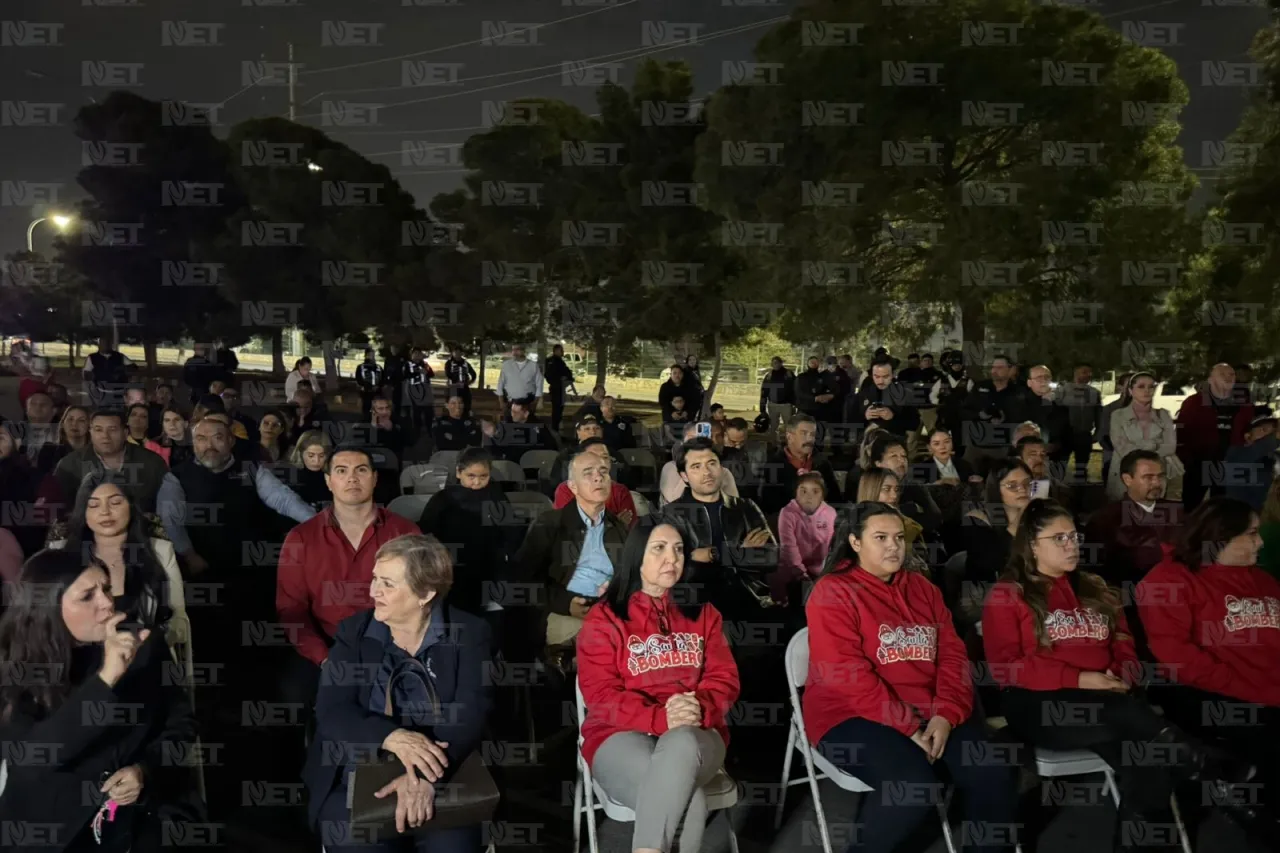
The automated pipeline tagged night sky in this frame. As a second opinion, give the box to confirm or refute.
[1,0,1271,254]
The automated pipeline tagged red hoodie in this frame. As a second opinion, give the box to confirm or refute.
[1137,546,1280,706]
[983,574,1139,690]
[803,562,972,744]
[576,592,740,767]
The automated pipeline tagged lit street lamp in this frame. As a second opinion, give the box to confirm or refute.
[26,214,74,252]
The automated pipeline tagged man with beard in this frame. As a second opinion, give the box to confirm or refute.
[849,358,922,446]
[432,393,483,451]
[759,415,841,514]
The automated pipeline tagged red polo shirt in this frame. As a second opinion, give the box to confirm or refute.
[276,506,420,664]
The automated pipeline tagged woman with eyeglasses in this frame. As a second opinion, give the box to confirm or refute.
[984,499,1251,853]
[953,461,1034,626]
[806,503,1019,853]
[576,516,739,853]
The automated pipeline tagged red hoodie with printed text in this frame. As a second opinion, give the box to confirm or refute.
[982,574,1139,690]
[576,592,740,767]
[1137,545,1280,706]
[803,562,973,744]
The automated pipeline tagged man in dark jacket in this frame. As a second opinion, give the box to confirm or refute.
[182,344,219,405]
[1025,365,1073,470]
[758,414,842,514]
[965,355,1028,469]
[513,445,628,651]
[482,397,558,465]
[1176,363,1255,510]
[54,409,168,514]
[849,358,922,435]
[666,437,776,616]
[432,394,483,451]
[658,364,701,423]
[382,343,409,417]
[354,348,385,418]
[444,346,478,415]
[542,343,577,432]
[794,356,840,438]
[1223,412,1278,511]
[759,356,797,443]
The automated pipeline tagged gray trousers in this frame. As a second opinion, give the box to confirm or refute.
[591,726,726,852]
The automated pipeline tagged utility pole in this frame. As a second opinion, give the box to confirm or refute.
[287,42,297,121]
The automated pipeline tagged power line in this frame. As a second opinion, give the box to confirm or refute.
[292,17,786,123]
[216,0,639,108]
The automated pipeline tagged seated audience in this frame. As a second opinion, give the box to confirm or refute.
[1106,371,1177,500]
[985,499,1252,853]
[664,395,691,425]
[1139,498,1280,822]
[417,448,524,615]
[1223,412,1278,511]
[577,517,740,853]
[0,549,203,850]
[482,397,557,465]
[285,429,332,510]
[514,445,628,649]
[287,384,330,445]
[144,405,192,468]
[1015,436,1072,506]
[51,469,188,657]
[276,446,419,710]
[54,409,168,515]
[432,394,483,451]
[303,535,493,853]
[772,472,837,605]
[661,423,740,507]
[1,423,47,557]
[759,415,841,514]
[805,504,1018,853]
[553,438,637,527]
[124,403,151,447]
[598,395,638,454]
[370,395,409,461]
[574,384,607,423]
[257,408,292,463]
[850,434,943,534]
[35,404,90,478]
[1085,450,1183,590]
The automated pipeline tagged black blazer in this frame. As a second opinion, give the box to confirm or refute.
[302,606,494,829]
[0,634,199,853]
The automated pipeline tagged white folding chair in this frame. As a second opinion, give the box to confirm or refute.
[776,628,958,853]
[572,680,740,853]
[428,449,460,471]
[1032,748,1191,853]
[388,494,430,522]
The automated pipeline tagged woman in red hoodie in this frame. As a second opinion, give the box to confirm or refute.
[1137,498,1280,842]
[984,499,1249,853]
[577,515,740,853]
[805,502,1018,853]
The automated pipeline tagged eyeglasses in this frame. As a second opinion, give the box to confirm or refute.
[1002,480,1032,493]
[1036,532,1085,547]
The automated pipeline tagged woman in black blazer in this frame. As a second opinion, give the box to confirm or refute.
[303,534,493,852]
[0,549,201,853]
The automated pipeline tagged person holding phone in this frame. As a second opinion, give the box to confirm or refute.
[0,549,202,852]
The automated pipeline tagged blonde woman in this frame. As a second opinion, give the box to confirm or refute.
[287,430,332,510]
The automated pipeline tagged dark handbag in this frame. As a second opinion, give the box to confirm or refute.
[347,660,500,833]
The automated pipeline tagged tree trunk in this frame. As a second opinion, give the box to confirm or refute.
[321,340,339,394]
[270,328,286,374]
[702,332,723,418]
[143,339,158,372]
[959,300,985,372]
[594,337,608,387]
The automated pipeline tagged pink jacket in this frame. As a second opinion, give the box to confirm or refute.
[773,500,837,601]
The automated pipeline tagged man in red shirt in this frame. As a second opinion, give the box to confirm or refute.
[276,446,419,707]
[553,438,636,527]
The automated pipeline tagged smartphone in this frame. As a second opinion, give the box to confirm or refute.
[695,421,712,439]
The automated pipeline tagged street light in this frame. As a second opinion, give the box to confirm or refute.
[26,213,75,252]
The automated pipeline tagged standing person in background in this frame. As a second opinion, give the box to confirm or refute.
[496,344,543,415]
[382,343,408,417]
[212,337,238,385]
[658,365,697,425]
[794,356,839,447]
[182,344,218,405]
[684,354,706,418]
[1099,371,1133,485]
[544,343,578,432]
[1056,362,1101,483]
[850,358,922,447]
[355,348,385,419]
[83,336,136,406]
[1106,372,1178,501]
[285,357,323,403]
[929,350,974,461]
[760,356,796,444]
[1024,365,1073,471]
[402,347,434,434]
[445,344,477,415]
[1175,363,1255,511]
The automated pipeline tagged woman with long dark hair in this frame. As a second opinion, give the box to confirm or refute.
[577,515,739,853]
[984,499,1251,853]
[257,408,291,462]
[125,403,151,446]
[1,422,46,558]
[0,549,201,852]
[806,503,1018,853]
[1107,371,1179,500]
[1138,497,1280,843]
[50,470,187,658]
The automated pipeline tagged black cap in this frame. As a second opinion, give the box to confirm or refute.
[575,414,601,430]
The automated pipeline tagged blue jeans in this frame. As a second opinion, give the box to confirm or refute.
[315,778,481,853]
[818,717,1019,853]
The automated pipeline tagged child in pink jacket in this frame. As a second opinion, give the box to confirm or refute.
[771,472,837,604]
